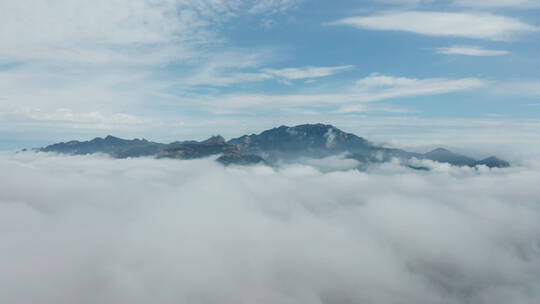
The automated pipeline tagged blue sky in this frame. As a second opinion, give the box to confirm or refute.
[1,0,539,155]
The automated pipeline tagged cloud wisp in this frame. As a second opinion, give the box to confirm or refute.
[436,45,511,56]
[333,11,538,41]
[0,0,300,65]
[453,0,540,9]
[261,65,354,80]
[182,74,486,114]
[1,153,539,304]
[183,64,355,87]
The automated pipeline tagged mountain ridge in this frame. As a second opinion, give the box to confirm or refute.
[34,124,510,169]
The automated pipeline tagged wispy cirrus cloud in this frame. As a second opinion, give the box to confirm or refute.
[184,64,355,87]
[332,11,538,41]
[372,0,425,6]
[181,74,487,114]
[354,74,487,95]
[262,65,354,80]
[436,45,510,56]
[489,80,540,98]
[375,0,540,9]
[248,0,302,14]
[0,0,301,65]
[333,104,420,114]
[453,0,540,9]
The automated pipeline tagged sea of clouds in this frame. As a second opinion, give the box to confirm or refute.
[0,152,539,304]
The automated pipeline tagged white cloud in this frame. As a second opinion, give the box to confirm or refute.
[454,0,540,9]
[0,64,168,126]
[0,0,300,65]
[436,45,510,56]
[356,75,421,87]
[0,153,539,303]
[333,11,538,41]
[248,0,302,14]
[489,80,540,98]
[352,74,487,101]
[184,64,354,87]
[484,113,505,117]
[373,0,425,5]
[261,65,354,80]
[378,0,540,9]
[333,104,419,114]
[283,154,362,172]
[0,0,306,141]
[2,107,145,126]
[0,0,198,65]
[183,74,486,113]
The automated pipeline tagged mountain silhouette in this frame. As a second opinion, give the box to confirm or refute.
[36,124,510,168]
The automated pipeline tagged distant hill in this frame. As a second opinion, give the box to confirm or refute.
[36,124,510,169]
[39,136,165,158]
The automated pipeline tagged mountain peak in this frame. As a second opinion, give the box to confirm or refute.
[104,135,123,142]
[202,135,226,145]
[227,123,369,157]
[288,123,336,132]
[89,135,123,143]
[428,147,451,154]
[424,147,476,166]
[474,156,510,168]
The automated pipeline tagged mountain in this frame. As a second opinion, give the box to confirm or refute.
[227,123,422,164]
[473,156,510,168]
[424,148,477,167]
[158,136,236,160]
[39,135,165,158]
[39,134,264,166]
[36,124,510,168]
[423,148,511,168]
[228,124,371,155]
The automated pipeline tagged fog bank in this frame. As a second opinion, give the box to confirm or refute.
[1,153,539,304]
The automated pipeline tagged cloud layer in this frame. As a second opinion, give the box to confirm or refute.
[1,153,539,304]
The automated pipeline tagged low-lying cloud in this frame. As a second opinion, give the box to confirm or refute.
[1,153,539,304]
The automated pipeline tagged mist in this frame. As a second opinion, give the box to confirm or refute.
[1,153,539,304]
